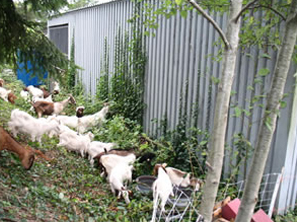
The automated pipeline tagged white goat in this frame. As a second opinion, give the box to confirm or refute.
[77,105,109,133]
[20,90,30,102]
[51,81,60,94]
[109,163,133,204]
[0,87,11,102]
[99,153,136,178]
[47,121,72,138]
[57,129,94,157]
[151,163,174,222]
[26,85,44,101]
[32,94,53,103]
[165,167,201,191]
[8,109,61,144]
[87,141,116,167]
[54,115,79,129]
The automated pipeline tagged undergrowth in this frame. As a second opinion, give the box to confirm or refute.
[1,68,295,221]
[0,72,153,221]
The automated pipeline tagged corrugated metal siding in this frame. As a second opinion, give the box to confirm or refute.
[48,0,297,213]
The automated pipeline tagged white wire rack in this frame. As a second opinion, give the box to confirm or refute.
[152,186,204,222]
[137,172,282,221]
[217,172,283,217]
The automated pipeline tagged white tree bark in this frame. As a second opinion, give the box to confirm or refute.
[197,0,243,221]
[235,1,297,221]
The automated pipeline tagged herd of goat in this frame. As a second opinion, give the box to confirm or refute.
[0,78,202,219]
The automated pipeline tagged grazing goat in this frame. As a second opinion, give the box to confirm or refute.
[0,87,11,102]
[76,106,85,118]
[8,92,17,104]
[39,86,51,98]
[26,85,44,100]
[165,166,202,191]
[32,95,76,118]
[51,81,60,94]
[57,129,94,157]
[8,109,61,144]
[77,105,109,133]
[151,163,174,222]
[87,141,116,167]
[103,148,135,156]
[0,78,4,87]
[99,153,136,178]
[20,90,30,102]
[0,126,35,170]
[109,162,133,204]
[52,115,78,129]
[32,94,53,103]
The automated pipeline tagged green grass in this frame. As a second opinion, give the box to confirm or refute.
[0,76,153,221]
[1,71,297,221]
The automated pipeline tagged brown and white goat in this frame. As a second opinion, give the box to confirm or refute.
[38,86,51,98]
[163,166,202,191]
[32,95,76,118]
[0,126,35,170]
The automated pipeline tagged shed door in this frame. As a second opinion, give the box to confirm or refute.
[49,24,69,55]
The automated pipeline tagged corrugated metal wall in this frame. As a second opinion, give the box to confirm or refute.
[48,0,297,213]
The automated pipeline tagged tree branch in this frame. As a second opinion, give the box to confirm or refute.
[235,0,286,22]
[187,0,230,49]
[253,5,286,21]
[235,0,259,23]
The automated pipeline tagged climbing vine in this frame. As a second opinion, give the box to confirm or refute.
[96,1,147,125]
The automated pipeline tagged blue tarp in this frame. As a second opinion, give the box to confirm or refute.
[17,59,48,87]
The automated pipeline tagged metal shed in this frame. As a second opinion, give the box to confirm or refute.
[48,0,297,214]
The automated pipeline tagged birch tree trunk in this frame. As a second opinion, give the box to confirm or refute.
[235,1,297,221]
[198,1,243,221]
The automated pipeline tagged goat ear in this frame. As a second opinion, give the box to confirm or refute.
[104,148,108,153]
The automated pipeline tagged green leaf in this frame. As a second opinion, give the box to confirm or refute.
[254,78,263,84]
[243,109,251,116]
[231,90,237,96]
[234,107,242,117]
[211,76,220,84]
[280,100,287,108]
[175,0,183,5]
[200,140,208,146]
[180,10,188,18]
[265,118,272,132]
[247,85,254,91]
[261,53,271,59]
[258,68,270,77]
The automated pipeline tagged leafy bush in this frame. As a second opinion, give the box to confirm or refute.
[274,208,297,222]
